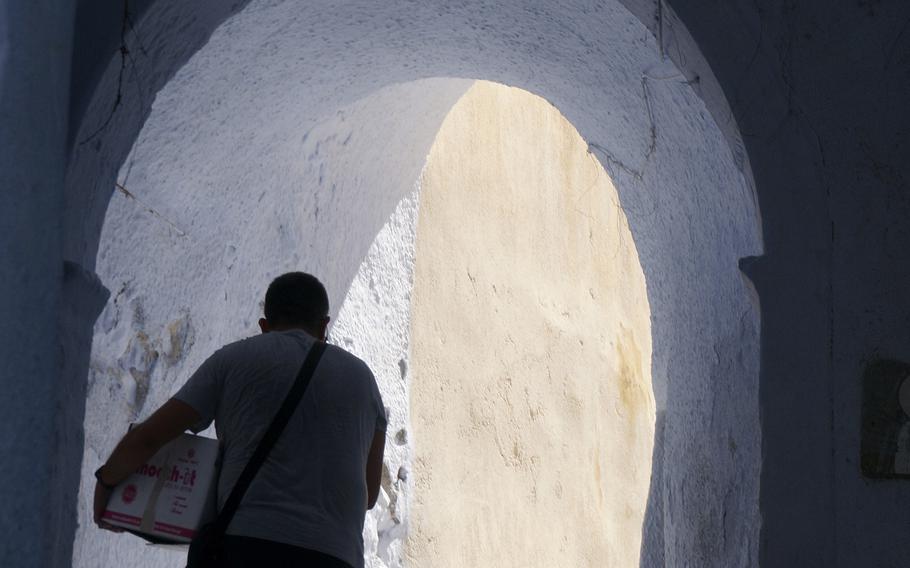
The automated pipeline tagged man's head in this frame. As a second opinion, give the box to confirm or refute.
[259,272,330,340]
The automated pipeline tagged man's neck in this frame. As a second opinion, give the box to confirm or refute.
[269,324,321,339]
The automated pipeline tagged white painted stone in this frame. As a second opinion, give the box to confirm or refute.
[333,189,421,568]
[72,2,762,566]
[75,80,466,567]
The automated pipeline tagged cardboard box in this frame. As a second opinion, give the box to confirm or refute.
[102,432,220,544]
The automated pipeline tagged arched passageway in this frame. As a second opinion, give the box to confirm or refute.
[63,1,762,566]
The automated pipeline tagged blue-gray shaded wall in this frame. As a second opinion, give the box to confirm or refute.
[51,263,109,567]
[0,2,75,567]
[667,1,910,565]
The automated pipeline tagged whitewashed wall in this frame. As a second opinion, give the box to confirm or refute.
[333,190,420,568]
[74,80,465,567]
[69,1,761,566]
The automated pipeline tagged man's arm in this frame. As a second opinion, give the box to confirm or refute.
[93,398,202,529]
[365,429,386,510]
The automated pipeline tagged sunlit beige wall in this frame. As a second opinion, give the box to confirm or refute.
[407,81,655,567]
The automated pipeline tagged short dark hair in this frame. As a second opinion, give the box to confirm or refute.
[264,272,329,327]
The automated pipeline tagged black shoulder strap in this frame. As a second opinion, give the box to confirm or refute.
[212,340,327,533]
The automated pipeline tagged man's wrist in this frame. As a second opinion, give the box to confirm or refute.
[94,466,117,490]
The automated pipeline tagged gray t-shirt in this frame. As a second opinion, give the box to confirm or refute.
[174,330,386,568]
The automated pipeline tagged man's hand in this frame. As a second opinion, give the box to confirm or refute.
[91,398,202,533]
[93,480,124,533]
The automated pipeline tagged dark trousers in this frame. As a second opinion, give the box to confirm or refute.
[221,535,353,568]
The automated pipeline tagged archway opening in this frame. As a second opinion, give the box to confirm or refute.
[406,81,654,566]
[66,2,762,566]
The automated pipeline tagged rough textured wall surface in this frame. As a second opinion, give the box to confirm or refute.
[665,1,910,565]
[58,1,760,566]
[408,82,655,567]
[332,190,420,568]
[72,80,465,567]
[75,189,421,567]
[0,2,76,567]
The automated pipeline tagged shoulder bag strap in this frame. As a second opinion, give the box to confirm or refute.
[211,340,327,534]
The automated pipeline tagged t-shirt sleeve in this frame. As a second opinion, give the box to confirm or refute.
[370,371,388,433]
[173,348,223,433]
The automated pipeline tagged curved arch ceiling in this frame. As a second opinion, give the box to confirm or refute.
[70,1,762,566]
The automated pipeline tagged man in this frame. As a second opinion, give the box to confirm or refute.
[93,272,387,568]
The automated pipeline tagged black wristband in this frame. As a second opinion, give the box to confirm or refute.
[94,466,117,490]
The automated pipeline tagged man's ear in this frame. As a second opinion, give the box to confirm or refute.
[259,318,270,334]
[319,316,331,341]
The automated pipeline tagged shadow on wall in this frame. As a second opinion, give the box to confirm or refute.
[640,412,666,567]
[73,79,471,568]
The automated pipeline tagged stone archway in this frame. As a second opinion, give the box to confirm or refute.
[64,2,762,566]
